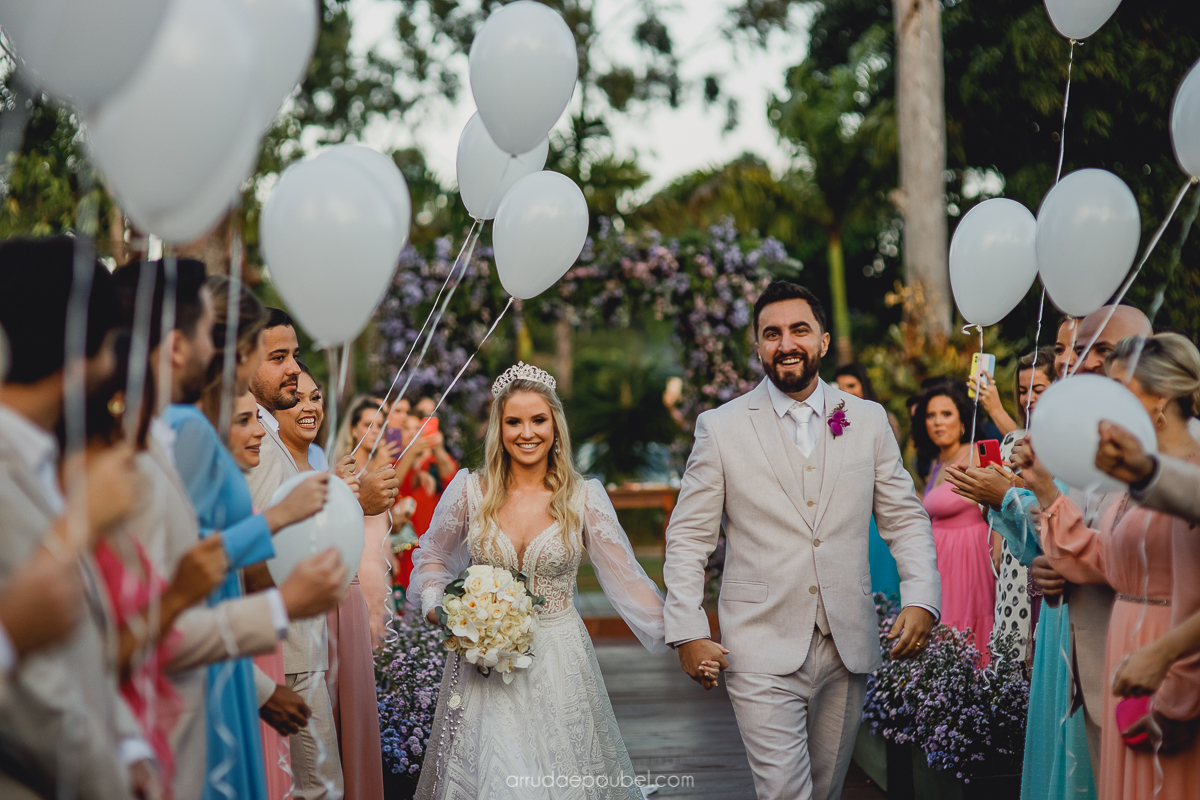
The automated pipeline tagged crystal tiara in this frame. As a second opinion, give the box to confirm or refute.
[491,362,557,397]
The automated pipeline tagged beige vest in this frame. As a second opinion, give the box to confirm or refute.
[773,409,832,635]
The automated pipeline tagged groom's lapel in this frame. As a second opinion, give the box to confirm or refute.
[747,381,812,528]
[812,381,847,532]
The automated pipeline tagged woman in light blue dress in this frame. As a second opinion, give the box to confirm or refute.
[991,483,1096,800]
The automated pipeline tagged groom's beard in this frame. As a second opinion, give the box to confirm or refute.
[765,349,821,394]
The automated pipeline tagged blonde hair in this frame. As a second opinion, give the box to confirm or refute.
[1109,333,1200,417]
[477,379,583,553]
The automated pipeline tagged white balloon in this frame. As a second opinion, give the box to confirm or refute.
[126,117,262,244]
[318,144,412,254]
[0,0,170,111]
[85,0,258,217]
[1171,58,1200,179]
[1030,374,1156,492]
[468,1,578,155]
[493,171,588,300]
[1044,0,1122,40]
[949,198,1039,327]
[238,0,318,131]
[456,112,549,221]
[1036,168,1141,318]
[260,153,402,346]
[266,471,363,590]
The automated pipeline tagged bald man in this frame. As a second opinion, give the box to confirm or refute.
[1035,302,1153,776]
[1073,303,1153,375]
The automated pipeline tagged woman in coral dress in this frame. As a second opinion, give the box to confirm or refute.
[1021,333,1200,800]
[913,381,996,662]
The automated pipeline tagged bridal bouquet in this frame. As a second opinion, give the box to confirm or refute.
[435,564,545,683]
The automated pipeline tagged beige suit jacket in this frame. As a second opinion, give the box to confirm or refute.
[663,379,940,675]
[0,430,132,800]
[131,439,281,800]
[247,418,328,674]
[1134,454,1200,525]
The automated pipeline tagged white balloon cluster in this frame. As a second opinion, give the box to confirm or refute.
[457,1,590,301]
[0,0,318,244]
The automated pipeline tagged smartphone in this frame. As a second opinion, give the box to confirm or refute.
[977,439,1002,469]
[421,416,439,436]
[384,427,405,450]
[969,353,997,398]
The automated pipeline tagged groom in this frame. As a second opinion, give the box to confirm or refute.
[663,280,941,800]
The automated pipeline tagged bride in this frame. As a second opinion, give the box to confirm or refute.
[411,363,717,799]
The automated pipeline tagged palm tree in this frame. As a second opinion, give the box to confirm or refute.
[770,26,896,364]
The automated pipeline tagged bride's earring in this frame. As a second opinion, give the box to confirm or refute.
[1157,404,1168,426]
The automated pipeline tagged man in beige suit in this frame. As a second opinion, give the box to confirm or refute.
[112,259,344,800]
[663,281,940,800]
[0,238,148,799]
[248,308,343,800]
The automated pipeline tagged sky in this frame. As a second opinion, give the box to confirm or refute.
[346,0,813,199]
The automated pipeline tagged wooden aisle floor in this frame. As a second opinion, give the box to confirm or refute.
[594,641,886,800]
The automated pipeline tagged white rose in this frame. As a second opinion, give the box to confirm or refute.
[464,574,491,596]
[444,597,464,614]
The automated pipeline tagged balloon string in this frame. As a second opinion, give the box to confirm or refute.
[1122,184,1200,380]
[124,249,157,444]
[393,297,515,466]
[323,346,342,461]
[1067,178,1196,378]
[1055,40,1075,184]
[351,219,482,459]
[218,211,244,442]
[1026,289,1046,422]
[365,220,482,461]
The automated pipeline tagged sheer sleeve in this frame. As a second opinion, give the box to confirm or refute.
[581,480,668,654]
[989,488,1042,567]
[410,469,473,616]
[1041,494,1110,586]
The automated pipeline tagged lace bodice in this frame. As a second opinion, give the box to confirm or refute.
[412,469,668,653]
[463,473,584,612]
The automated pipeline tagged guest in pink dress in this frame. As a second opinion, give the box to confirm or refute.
[912,381,996,662]
[281,378,385,800]
[1021,333,1200,800]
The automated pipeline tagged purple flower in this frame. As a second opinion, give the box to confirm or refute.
[828,403,850,437]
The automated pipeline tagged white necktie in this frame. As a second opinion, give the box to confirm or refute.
[788,403,816,457]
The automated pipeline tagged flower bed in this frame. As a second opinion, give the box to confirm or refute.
[375,609,446,798]
[860,594,1028,785]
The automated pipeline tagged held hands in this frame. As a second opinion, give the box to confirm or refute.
[165,536,229,612]
[676,639,730,690]
[279,548,347,618]
[1096,421,1156,486]
[260,684,311,736]
[0,544,84,658]
[1113,643,1174,699]
[945,463,1017,510]
[265,473,330,533]
[887,606,936,660]
[359,466,400,516]
[1009,437,1059,508]
[1119,710,1199,755]
[1031,555,1067,598]
[334,455,362,499]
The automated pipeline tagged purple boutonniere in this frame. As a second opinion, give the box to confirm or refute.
[828,401,850,437]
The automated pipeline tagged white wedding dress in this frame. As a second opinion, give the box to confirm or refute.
[411,470,669,800]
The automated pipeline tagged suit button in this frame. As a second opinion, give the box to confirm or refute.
[807,500,815,507]
[806,465,815,472]
[813,538,822,547]
[809,585,818,594]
